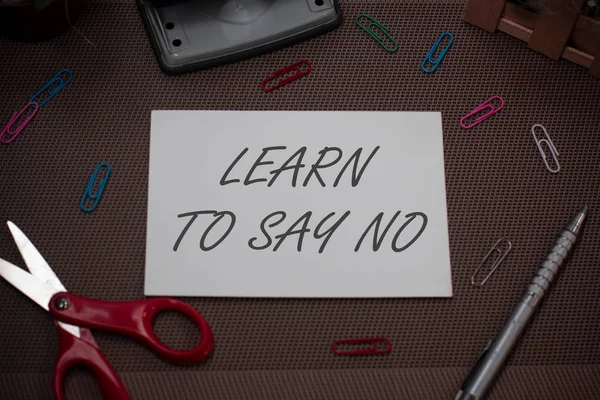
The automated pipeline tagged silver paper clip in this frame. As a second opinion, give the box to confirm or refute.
[531,124,560,173]
[471,239,512,286]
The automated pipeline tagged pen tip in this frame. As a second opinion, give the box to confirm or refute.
[567,208,588,235]
[578,208,588,223]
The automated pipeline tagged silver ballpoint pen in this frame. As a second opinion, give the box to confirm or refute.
[455,208,588,400]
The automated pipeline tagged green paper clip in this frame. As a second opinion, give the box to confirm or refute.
[355,14,398,53]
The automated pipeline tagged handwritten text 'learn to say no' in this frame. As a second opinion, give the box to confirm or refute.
[173,146,428,253]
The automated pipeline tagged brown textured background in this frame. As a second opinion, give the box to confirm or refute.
[1,0,600,399]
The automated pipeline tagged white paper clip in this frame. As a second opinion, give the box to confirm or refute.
[532,124,560,173]
[471,239,512,286]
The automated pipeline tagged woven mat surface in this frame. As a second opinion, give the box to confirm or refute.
[1,0,600,399]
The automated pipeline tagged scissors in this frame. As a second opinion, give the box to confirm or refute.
[0,222,214,400]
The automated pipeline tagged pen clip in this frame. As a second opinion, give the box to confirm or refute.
[459,339,493,392]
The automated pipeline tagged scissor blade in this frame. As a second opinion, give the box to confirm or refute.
[0,257,81,338]
[7,222,67,292]
[0,257,58,310]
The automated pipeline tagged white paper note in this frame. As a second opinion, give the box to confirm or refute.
[145,111,452,297]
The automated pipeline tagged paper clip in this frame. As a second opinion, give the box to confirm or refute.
[332,337,392,356]
[29,69,73,107]
[80,162,111,212]
[471,239,512,286]
[421,32,454,73]
[460,96,505,129]
[531,124,560,173]
[0,102,39,144]
[355,14,398,53]
[261,60,312,93]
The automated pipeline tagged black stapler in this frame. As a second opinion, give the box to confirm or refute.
[136,0,341,74]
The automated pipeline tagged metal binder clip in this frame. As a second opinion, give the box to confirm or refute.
[531,124,560,173]
[460,96,505,129]
[261,60,312,93]
[355,14,398,53]
[421,32,454,73]
[81,162,111,212]
[471,239,512,286]
[29,69,73,107]
[0,102,39,144]
[332,337,392,355]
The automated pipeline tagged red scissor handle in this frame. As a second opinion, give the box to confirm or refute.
[53,327,130,400]
[48,292,214,365]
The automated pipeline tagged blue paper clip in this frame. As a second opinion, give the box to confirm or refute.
[421,32,454,73]
[81,162,111,212]
[30,69,73,107]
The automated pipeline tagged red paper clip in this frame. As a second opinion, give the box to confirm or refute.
[0,102,39,144]
[460,96,505,129]
[261,60,312,93]
[332,337,392,356]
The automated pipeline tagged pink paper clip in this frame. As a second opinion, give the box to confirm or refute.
[0,102,39,144]
[261,60,312,93]
[332,337,392,356]
[460,96,505,129]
